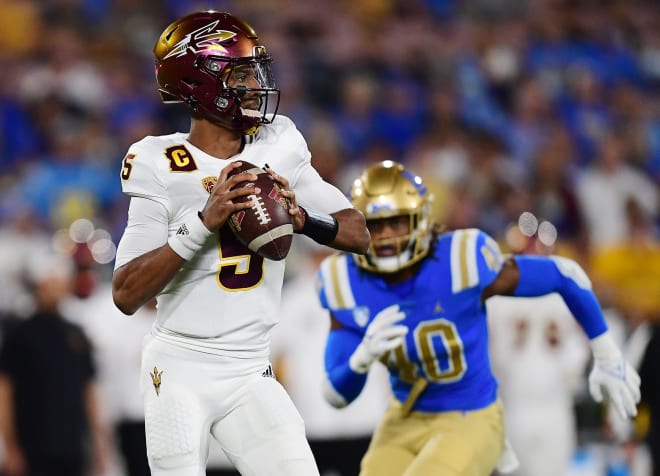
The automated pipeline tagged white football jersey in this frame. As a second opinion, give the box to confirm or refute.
[487,294,590,476]
[114,116,352,356]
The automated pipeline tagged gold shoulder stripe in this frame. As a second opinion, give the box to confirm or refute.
[319,254,355,310]
[451,229,479,293]
[329,254,345,309]
[458,230,470,290]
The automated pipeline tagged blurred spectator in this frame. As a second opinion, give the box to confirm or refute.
[0,93,43,172]
[575,132,658,249]
[528,127,587,245]
[371,75,426,159]
[0,208,50,321]
[14,113,119,230]
[18,26,108,114]
[590,198,660,325]
[0,0,40,60]
[66,283,154,476]
[489,292,590,476]
[0,250,110,476]
[61,245,148,476]
[638,324,660,476]
[557,67,611,165]
[330,72,379,161]
[505,76,555,174]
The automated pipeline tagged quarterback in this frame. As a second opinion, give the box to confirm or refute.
[112,11,369,476]
[318,160,640,476]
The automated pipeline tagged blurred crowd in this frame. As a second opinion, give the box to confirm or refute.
[0,0,659,475]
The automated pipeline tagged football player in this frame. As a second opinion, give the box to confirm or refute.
[487,293,590,476]
[111,11,369,476]
[317,160,641,476]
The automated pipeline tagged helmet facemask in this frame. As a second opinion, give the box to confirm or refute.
[202,49,280,134]
[364,211,432,273]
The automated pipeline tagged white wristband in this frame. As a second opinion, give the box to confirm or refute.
[167,213,213,260]
[589,331,622,362]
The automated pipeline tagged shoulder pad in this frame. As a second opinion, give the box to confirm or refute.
[449,228,503,293]
[318,254,356,310]
[120,136,170,200]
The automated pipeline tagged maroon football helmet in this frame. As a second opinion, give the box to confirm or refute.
[154,11,279,134]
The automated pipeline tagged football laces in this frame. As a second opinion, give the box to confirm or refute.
[249,194,271,225]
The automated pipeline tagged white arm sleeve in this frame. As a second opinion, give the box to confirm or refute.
[294,165,352,214]
[114,196,169,270]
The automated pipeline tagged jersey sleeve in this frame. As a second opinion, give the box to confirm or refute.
[119,138,168,207]
[294,166,352,214]
[114,196,169,270]
[513,255,608,339]
[317,255,357,310]
[269,116,352,214]
[448,228,504,294]
[317,254,363,329]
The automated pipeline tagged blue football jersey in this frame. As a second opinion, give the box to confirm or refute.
[318,228,505,412]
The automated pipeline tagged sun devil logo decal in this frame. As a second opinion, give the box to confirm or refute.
[164,21,237,59]
[150,366,164,396]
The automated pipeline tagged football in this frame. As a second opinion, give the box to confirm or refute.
[227,161,294,261]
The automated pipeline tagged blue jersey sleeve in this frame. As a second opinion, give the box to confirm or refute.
[513,255,608,339]
[324,325,368,404]
[316,254,374,404]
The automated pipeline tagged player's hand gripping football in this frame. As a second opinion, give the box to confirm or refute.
[349,304,408,374]
[588,333,641,420]
[263,165,304,232]
[199,162,260,232]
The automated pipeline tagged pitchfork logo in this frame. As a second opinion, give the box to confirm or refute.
[164,21,237,59]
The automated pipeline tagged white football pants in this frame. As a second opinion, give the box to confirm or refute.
[140,335,320,476]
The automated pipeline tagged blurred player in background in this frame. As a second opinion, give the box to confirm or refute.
[271,236,390,476]
[111,10,369,476]
[488,234,591,476]
[317,160,641,476]
[0,250,110,476]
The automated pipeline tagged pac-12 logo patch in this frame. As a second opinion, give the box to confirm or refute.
[353,306,370,327]
[202,176,217,194]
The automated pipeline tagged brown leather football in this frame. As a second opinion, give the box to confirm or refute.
[227,161,293,260]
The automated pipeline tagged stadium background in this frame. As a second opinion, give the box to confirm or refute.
[0,0,658,475]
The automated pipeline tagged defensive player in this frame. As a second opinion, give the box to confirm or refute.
[317,160,641,476]
[111,11,369,476]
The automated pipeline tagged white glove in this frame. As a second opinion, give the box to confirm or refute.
[588,332,641,420]
[349,304,408,374]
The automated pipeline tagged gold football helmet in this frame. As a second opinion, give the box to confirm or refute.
[350,160,435,273]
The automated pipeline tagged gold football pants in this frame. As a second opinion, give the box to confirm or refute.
[360,399,504,476]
